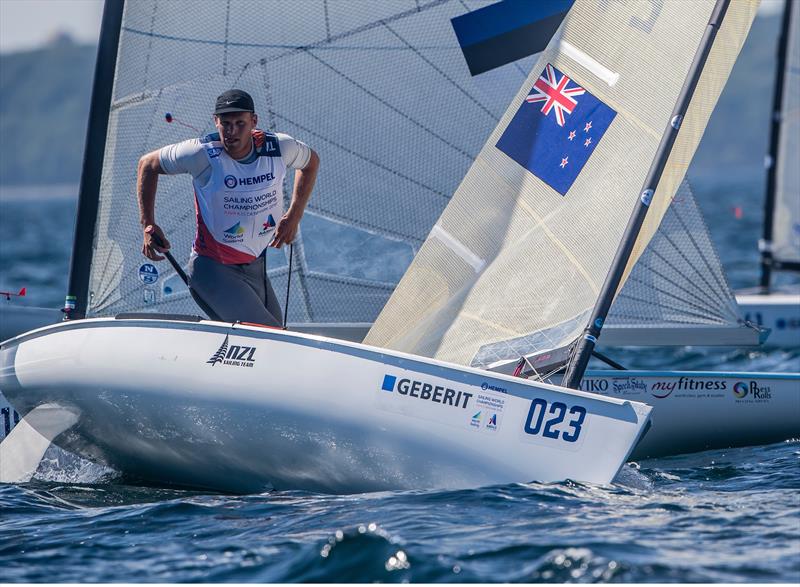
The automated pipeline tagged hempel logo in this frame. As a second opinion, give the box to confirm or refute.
[207,335,256,368]
[224,173,276,189]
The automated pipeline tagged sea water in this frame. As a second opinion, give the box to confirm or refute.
[0,184,798,582]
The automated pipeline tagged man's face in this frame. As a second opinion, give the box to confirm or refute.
[214,111,257,154]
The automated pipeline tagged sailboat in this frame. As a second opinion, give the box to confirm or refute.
[0,0,659,492]
[364,0,799,458]
[0,0,793,489]
[735,0,800,347]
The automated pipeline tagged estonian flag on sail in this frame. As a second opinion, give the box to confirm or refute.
[496,63,616,196]
[451,0,574,76]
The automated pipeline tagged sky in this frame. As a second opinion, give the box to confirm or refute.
[0,0,786,54]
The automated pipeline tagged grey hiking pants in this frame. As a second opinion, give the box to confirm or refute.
[187,253,282,327]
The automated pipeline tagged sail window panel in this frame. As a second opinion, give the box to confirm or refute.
[268,272,393,324]
[774,0,800,265]
[300,213,414,283]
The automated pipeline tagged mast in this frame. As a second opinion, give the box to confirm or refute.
[562,0,731,389]
[758,0,795,291]
[65,0,125,319]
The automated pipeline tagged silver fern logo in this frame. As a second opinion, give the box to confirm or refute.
[207,335,229,366]
[207,335,257,368]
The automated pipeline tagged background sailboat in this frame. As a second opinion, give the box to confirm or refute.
[736,0,800,347]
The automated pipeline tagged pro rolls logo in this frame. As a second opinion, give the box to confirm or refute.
[207,335,256,368]
[733,382,749,399]
[733,380,772,402]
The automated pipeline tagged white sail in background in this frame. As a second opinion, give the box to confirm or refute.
[771,0,800,268]
[366,0,759,370]
[86,0,538,322]
[606,180,755,340]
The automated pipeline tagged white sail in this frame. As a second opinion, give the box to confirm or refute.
[85,0,538,322]
[605,179,760,345]
[771,0,800,267]
[365,0,759,369]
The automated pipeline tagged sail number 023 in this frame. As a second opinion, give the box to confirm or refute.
[523,399,586,442]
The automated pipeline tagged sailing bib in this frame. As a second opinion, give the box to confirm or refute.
[192,132,285,264]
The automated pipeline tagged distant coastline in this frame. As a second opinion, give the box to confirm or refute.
[0,184,78,201]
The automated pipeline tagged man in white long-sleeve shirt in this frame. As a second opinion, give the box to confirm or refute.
[137,89,319,326]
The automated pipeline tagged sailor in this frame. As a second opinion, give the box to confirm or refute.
[137,89,319,326]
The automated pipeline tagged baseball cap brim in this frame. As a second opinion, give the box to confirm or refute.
[214,106,254,115]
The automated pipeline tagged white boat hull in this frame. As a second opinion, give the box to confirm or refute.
[549,370,800,459]
[0,317,650,493]
[736,292,800,347]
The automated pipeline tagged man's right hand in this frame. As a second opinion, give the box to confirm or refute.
[142,224,170,261]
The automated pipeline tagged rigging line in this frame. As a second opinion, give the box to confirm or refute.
[283,244,293,328]
[302,48,475,161]
[270,110,451,203]
[380,20,499,121]
[283,228,315,322]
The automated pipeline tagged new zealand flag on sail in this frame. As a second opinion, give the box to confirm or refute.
[496,63,616,196]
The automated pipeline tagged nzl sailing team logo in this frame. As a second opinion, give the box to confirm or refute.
[496,63,617,196]
[207,335,256,368]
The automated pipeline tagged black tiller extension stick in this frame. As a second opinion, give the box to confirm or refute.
[283,244,293,329]
[149,231,223,322]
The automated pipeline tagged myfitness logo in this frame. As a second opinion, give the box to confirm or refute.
[380,374,473,409]
[224,172,275,189]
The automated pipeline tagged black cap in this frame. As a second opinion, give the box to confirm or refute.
[214,89,255,115]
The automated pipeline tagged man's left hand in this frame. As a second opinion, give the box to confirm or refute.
[270,213,300,248]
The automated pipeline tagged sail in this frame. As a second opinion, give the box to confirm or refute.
[365,0,759,370]
[771,0,800,269]
[605,179,759,343]
[84,0,539,321]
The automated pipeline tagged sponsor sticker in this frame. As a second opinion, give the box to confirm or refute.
[138,263,159,284]
[377,373,506,433]
[733,380,772,403]
[207,335,256,368]
[649,377,727,400]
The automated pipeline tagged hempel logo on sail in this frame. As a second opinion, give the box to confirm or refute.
[207,335,256,368]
